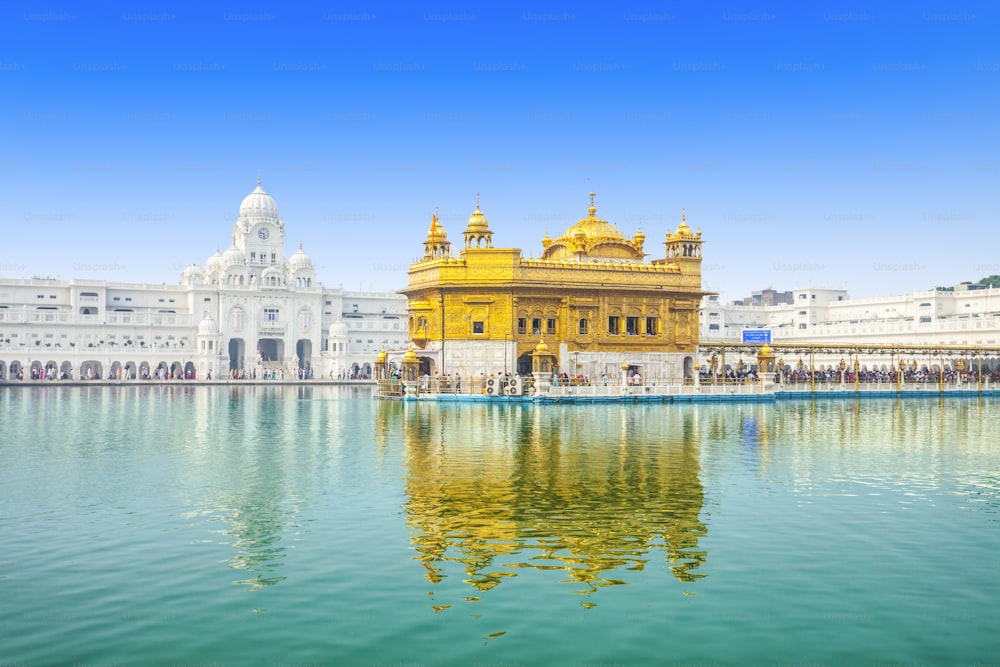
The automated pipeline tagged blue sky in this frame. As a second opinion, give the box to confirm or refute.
[2,1,997,299]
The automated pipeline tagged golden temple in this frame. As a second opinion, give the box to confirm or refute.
[399,193,708,380]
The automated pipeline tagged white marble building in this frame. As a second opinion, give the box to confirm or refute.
[0,181,407,381]
[699,285,1000,371]
[701,286,1000,346]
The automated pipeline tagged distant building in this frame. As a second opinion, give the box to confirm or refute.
[399,194,708,380]
[701,285,1000,348]
[0,180,407,381]
[741,288,793,307]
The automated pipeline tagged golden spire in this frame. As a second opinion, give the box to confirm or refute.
[588,191,596,217]
[257,170,261,187]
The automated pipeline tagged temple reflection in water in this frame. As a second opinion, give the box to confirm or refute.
[379,400,708,596]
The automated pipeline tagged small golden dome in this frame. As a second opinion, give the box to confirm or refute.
[403,346,419,363]
[466,204,489,232]
[376,347,387,364]
[760,343,772,356]
[533,337,550,355]
[541,230,552,249]
[426,213,447,239]
[621,359,630,371]
[673,209,693,239]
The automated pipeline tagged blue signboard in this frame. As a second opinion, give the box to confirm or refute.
[741,329,772,344]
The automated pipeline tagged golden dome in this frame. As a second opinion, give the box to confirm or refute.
[671,209,696,240]
[760,343,772,356]
[466,204,489,232]
[403,346,419,363]
[559,192,626,243]
[426,213,447,240]
[541,192,643,261]
[533,337,550,355]
[376,347,387,364]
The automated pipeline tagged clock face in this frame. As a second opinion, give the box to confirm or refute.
[257,227,270,240]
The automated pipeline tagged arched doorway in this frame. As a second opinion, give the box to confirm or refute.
[295,339,312,369]
[138,361,151,379]
[124,361,137,380]
[110,361,123,380]
[184,361,196,379]
[229,338,246,372]
[0,360,6,379]
[517,352,533,376]
[170,361,184,379]
[258,338,284,365]
[9,361,22,379]
[80,360,102,380]
[683,356,695,380]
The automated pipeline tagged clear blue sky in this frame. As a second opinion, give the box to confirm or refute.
[2,1,997,299]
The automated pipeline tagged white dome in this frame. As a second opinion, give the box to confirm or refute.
[221,244,246,267]
[198,315,219,335]
[181,264,205,285]
[288,245,313,272]
[240,181,280,223]
[205,248,223,274]
[329,320,349,338]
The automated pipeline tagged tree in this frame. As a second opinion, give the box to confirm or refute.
[975,274,1000,289]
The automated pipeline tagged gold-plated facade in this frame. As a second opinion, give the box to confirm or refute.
[400,194,708,377]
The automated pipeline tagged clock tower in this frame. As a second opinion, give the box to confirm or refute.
[231,177,285,273]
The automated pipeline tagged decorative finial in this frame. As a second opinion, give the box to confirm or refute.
[257,169,261,187]
[588,191,596,216]
[299,242,303,250]
[476,192,481,210]
[681,208,686,224]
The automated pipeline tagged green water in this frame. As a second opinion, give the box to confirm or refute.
[1,385,998,666]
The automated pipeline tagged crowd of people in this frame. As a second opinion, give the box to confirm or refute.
[3,365,330,382]
[701,367,1000,385]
